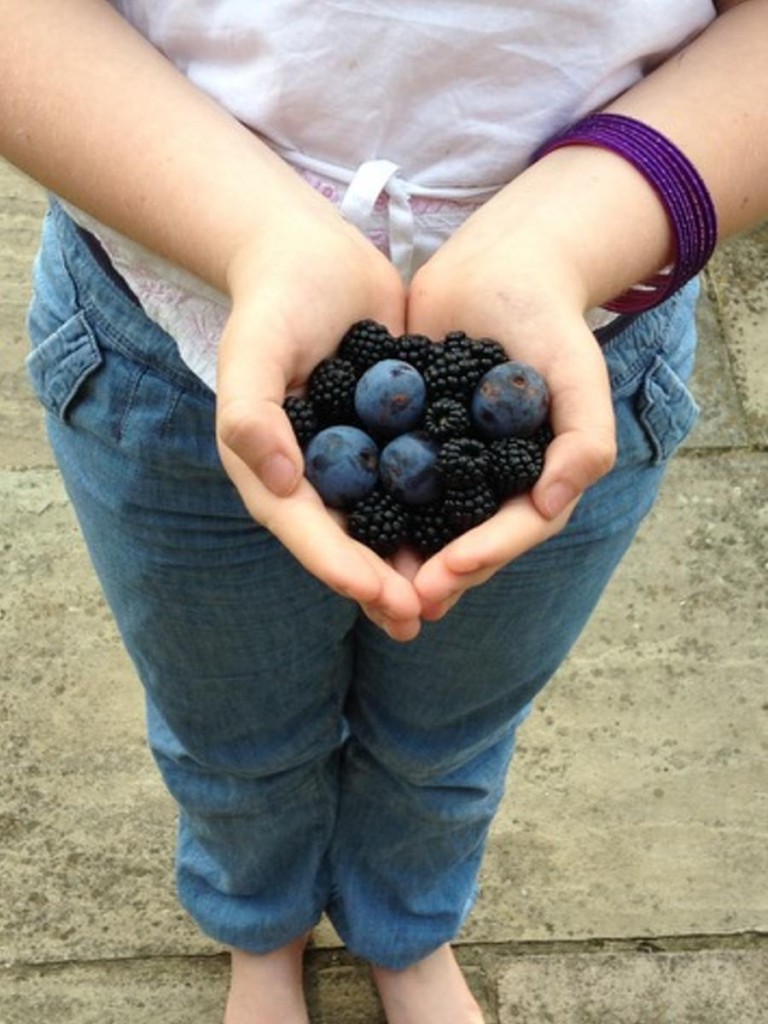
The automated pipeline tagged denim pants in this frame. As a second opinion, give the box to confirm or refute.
[26,199,700,969]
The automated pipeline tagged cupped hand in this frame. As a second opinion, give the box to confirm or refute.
[215,197,422,640]
[405,202,618,618]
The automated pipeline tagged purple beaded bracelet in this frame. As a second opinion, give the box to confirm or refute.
[534,113,718,314]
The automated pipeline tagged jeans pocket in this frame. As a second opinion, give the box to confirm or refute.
[635,352,700,464]
[607,283,700,471]
[25,311,103,421]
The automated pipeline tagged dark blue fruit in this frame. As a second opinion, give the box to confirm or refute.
[379,432,442,506]
[354,359,427,436]
[305,426,379,508]
[471,361,550,439]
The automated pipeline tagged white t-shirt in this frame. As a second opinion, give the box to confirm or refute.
[68,0,716,388]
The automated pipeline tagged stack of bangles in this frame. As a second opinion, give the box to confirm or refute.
[533,112,718,314]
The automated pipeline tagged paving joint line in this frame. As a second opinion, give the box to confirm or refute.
[2,930,766,975]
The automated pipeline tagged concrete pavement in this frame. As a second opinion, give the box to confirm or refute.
[1,158,766,1022]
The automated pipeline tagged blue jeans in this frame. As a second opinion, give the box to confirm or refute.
[26,199,699,969]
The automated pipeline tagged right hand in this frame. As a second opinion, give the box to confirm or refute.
[215,194,423,641]
[402,186,618,620]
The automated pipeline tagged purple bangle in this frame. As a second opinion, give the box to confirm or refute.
[534,113,718,314]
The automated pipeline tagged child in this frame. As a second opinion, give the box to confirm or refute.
[1,1,766,1021]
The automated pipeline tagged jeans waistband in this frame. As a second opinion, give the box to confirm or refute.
[51,199,212,395]
[76,220,140,306]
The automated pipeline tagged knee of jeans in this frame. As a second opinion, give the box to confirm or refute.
[352,698,528,785]
[147,696,343,793]
[350,725,517,823]
[151,734,340,821]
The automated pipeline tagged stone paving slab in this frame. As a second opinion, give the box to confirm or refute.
[686,281,750,450]
[709,225,768,446]
[0,161,50,469]
[0,951,490,1024]
[2,454,766,966]
[469,450,768,945]
[2,946,765,1024]
[0,958,230,1024]
[0,470,198,965]
[497,948,768,1024]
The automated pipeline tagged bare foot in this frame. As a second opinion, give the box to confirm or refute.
[224,933,310,1024]
[371,943,485,1024]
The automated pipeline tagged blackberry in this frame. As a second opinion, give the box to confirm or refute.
[423,397,471,441]
[443,330,469,344]
[348,490,410,557]
[444,483,500,533]
[440,332,474,359]
[408,501,459,556]
[393,333,434,374]
[487,436,547,499]
[283,395,319,449]
[435,437,491,490]
[338,319,396,373]
[307,357,358,426]
[423,346,476,400]
[423,332,507,399]
[464,336,509,375]
[442,333,509,389]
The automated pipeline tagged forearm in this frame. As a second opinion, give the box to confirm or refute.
[474,0,768,312]
[0,0,338,294]
[609,0,768,238]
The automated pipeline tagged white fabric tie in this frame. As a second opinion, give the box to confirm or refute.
[339,159,415,280]
[273,144,502,282]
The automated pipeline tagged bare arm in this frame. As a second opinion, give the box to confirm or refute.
[3,1,763,293]
[410,0,768,613]
[418,0,768,320]
[0,0,421,638]
[0,0,343,292]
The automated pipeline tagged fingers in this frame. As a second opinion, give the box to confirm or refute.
[413,328,614,611]
[217,393,304,497]
[532,328,617,519]
[414,492,576,610]
[361,604,423,642]
[217,273,407,500]
[220,441,423,628]
[216,300,307,496]
[213,265,423,636]
[390,545,424,583]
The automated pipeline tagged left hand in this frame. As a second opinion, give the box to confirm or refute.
[215,191,423,641]
[403,197,618,619]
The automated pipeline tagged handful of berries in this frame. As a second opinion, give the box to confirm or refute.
[283,320,552,556]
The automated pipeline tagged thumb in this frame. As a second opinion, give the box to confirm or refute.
[216,312,303,498]
[532,336,617,520]
[217,394,302,497]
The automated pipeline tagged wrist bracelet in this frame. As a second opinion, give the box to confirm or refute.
[534,112,718,314]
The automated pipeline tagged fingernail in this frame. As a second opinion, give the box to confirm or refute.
[261,453,298,496]
[543,481,577,519]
